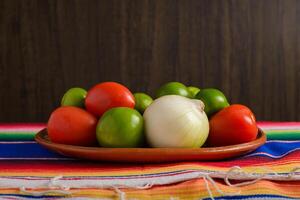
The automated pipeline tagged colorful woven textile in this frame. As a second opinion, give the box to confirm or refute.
[0,123,44,141]
[259,122,300,140]
[1,122,300,141]
[0,122,299,199]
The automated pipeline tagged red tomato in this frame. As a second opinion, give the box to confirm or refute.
[208,104,258,147]
[47,106,97,146]
[85,82,135,117]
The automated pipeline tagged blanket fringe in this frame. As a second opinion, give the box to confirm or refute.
[17,166,300,200]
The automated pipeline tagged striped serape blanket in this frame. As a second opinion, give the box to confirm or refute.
[0,122,299,199]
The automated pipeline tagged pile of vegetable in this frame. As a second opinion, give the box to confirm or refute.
[47,81,258,148]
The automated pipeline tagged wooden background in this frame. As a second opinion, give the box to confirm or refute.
[0,0,299,122]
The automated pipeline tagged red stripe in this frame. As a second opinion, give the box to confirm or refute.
[2,122,300,130]
[186,151,300,168]
[0,151,299,173]
[257,121,300,127]
[0,123,46,129]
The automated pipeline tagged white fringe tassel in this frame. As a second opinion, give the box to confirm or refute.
[15,166,300,200]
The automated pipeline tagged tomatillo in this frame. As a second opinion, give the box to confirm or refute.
[156,82,190,98]
[96,107,144,148]
[187,86,200,98]
[134,93,153,113]
[61,87,87,108]
[195,88,229,116]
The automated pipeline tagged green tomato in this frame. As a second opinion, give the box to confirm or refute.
[195,88,229,116]
[134,93,153,113]
[61,87,87,108]
[187,86,200,98]
[96,107,144,148]
[156,82,190,98]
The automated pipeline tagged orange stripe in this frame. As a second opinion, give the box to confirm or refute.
[0,162,299,176]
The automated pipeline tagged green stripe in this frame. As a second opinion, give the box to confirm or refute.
[0,133,36,140]
[0,131,36,134]
[0,130,300,141]
[266,131,300,140]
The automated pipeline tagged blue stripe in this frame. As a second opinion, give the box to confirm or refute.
[0,194,61,199]
[0,142,65,159]
[203,194,300,200]
[0,140,300,160]
[246,140,300,158]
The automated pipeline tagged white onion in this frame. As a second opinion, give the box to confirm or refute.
[143,95,209,148]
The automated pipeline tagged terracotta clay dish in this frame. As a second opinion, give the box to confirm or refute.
[35,128,266,163]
